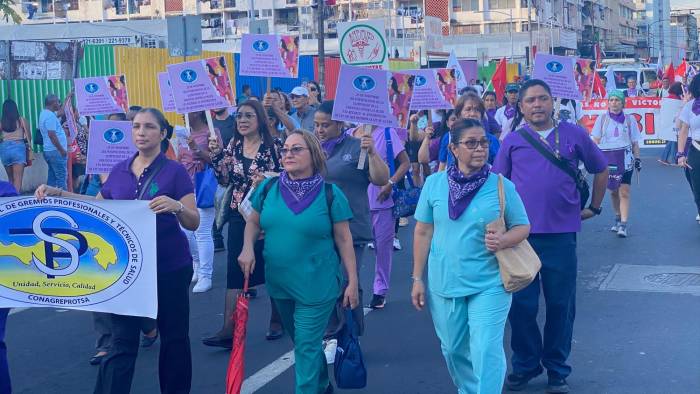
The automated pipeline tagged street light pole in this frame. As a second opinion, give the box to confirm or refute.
[317,2,326,93]
[527,0,533,69]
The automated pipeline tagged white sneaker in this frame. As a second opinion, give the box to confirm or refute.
[192,277,212,293]
[191,262,199,283]
[696,214,700,223]
[393,238,402,251]
[399,217,409,227]
[367,242,375,249]
[191,271,198,283]
[323,339,337,364]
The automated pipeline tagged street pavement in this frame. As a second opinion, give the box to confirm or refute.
[6,153,700,394]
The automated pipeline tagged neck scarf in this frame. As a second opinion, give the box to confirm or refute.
[279,171,324,214]
[321,133,346,158]
[504,103,516,119]
[626,88,637,97]
[693,98,700,116]
[486,108,497,118]
[447,164,491,220]
[608,111,625,124]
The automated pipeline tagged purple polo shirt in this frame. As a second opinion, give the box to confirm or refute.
[100,153,194,273]
[492,122,607,234]
[0,181,18,197]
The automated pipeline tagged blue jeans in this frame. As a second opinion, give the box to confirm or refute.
[0,308,10,394]
[509,233,577,379]
[43,150,67,190]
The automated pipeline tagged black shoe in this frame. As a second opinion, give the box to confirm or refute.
[214,240,225,252]
[505,366,543,391]
[140,331,158,348]
[202,334,233,349]
[368,294,386,309]
[546,376,569,393]
[265,326,284,340]
[246,288,258,299]
[89,353,106,366]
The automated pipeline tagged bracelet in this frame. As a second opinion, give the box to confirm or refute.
[411,276,423,283]
[174,201,185,215]
[388,179,395,186]
[676,152,687,159]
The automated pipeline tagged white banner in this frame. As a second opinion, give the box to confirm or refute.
[581,98,663,147]
[656,98,685,142]
[0,198,157,318]
[337,19,389,69]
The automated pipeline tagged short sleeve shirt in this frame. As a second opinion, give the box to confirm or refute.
[251,179,353,304]
[39,109,67,152]
[367,127,405,210]
[591,113,641,150]
[325,136,373,243]
[679,99,700,141]
[100,153,194,273]
[492,122,607,234]
[414,172,529,297]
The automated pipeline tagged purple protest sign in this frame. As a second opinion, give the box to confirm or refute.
[239,34,299,78]
[331,65,397,128]
[408,69,456,110]
[459,60,479,85]
[75,75,129,116]
[167,57,235,113]
[158,72,178,113]
[86,120,137,175]
[532,54,582,100]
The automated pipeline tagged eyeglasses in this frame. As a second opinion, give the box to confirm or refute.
[290,94,306,99]
[456,138,490,150]
[279,146,308,157]
[308,87,317,92]
[235,112,256,120]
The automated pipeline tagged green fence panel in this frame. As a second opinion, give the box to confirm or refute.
[80,45,116,77]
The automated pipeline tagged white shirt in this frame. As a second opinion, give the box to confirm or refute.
[536,127,555,139]
[555,100,583,125]
[679,100,700,141]
[591,113,641,150]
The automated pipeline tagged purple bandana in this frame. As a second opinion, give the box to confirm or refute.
[693,98,700,116]
[486,108,497,118]
[608,111,625,124]
[626,88,638,97]
[279,171,324,214]
[504,104,516,119]
[321,133,346,158]
[447,164,490,220]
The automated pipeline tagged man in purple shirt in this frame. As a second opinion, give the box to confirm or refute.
[492,80,608,393]
[0,180,18,394]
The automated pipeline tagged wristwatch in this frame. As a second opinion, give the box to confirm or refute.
[676,152,687,160]
[587,205,602,216]
[388,179,395,186]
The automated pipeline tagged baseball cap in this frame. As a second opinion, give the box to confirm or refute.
[290,86,309,97]
[506,83,520,92]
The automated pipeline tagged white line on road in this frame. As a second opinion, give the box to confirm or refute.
[241,307,373,393]
[8,308,28,315]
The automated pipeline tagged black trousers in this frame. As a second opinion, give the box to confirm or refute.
[94,265,193,394]
[687,144,700,215]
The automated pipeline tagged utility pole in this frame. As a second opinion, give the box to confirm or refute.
[527,0,533,70]
[317,1,326,93]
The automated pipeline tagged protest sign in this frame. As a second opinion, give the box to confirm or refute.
[167,57,235,113]
[331,65,397,128]
[388,72,415,129]
[74,75,129,116]
[575,58,595,101]
[447,51,468,91]
[0,198,157,318]
[581,98,662,147]
[158,72,178,113]
[239,34,300,78]
[532,54,582,100]
[408,69,457,110]
[337,19,389,69]
[656,98,685,141]
[85,120,137,174]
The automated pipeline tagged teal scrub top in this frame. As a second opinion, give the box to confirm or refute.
[251,178,354,305]
[414,172,529,298]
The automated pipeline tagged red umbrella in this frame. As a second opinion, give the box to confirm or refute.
[226,278,250,394]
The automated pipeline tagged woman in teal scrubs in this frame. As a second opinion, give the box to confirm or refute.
[239,130,359,394]
[411,118,531,394]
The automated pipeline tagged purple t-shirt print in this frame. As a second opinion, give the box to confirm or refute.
[100,153,195,273]
[491,122,607,234]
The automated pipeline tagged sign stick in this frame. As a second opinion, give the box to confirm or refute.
[356,124,374,170]
[266,77,272,95]
[204,110,216,139]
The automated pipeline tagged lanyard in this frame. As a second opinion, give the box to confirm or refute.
[534,125,560,159]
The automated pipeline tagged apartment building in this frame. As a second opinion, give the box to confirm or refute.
[670,11,698,62]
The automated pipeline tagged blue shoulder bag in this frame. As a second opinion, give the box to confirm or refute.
[384,127,421,218]
[334,308,367,389]
[195,165,218,208]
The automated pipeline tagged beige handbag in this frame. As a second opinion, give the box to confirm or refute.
[487,175,542,293]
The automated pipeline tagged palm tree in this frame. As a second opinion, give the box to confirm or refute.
[0,0,21,24]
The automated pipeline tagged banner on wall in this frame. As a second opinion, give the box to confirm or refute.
[86,120,137,174]
[581,98,663,146]
[337,19,389,69]
[74,75,130,116]
[157,72,178,113]
[167,57,235,113]
[532,54,582,100]
[408,69,457,110]
[331,65,398,128]
[239,34,300,78]
[0,198,157,318]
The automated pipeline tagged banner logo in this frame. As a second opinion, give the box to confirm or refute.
[415,75,427,86]
[103,128,125,144]
[545,61,564,73]
[180,69,198,83]
[252,40,270,52]
[85,83,99,94]
[353,76,376,92]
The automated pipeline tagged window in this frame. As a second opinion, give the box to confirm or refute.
[488,23,512,34]
[489,0,514,9]
[452,0,479,12]
[453,24,481,34]
[262,9,272,17]
[301,6,311,14]
[302,33,313,39]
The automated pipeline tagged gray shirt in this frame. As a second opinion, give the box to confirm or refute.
[325,136,373,243]
[291,105,317,131]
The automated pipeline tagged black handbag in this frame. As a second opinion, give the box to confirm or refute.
[517,128,590,210]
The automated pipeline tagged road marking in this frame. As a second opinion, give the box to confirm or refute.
[8,308,28,315]
[241,307,372,393]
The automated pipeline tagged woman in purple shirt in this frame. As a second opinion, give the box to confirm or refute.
[36,108,200,394]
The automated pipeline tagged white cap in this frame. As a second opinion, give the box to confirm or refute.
[290,86,309,97]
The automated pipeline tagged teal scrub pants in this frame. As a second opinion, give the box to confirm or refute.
[428,286,512,394]
[274,298,336,394]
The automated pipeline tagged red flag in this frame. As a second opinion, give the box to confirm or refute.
[491,58,507,103]
[665,63,675,81]
[592,71,606,99]
[225,279,250,394]
[594,44,603,68]
[676,60,687,82]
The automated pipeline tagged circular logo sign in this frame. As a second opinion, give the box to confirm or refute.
[545,61,564,73]
[84,83,99,94]
[103,128,125,144]
[415,75,427,87]
[252,40,270,52]
[180,69,198,83]
[0,198,144,306]
[353,76,376,92]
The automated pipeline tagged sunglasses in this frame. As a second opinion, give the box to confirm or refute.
[308,87,317,92]
[235,112,256,120]
[290,94,306,99]
[279,146,308,157]
[456,138,490,150]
